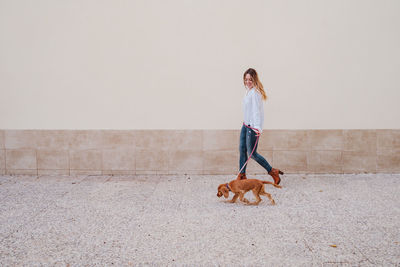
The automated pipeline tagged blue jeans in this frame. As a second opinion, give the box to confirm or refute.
[239,124,272,173]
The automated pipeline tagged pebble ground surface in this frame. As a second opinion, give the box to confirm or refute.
[0,173,399,266]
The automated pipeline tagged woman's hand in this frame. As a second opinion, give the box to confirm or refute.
[253,129,261,137]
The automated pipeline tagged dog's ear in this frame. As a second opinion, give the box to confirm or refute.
[217,184,224,197]
[222,187,229,198]
[217,184,229,198]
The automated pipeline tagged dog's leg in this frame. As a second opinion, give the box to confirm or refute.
[260,192,275,205]
[260,185,276,205]
[248,188,262,205]
[230,193,239,203]
[239,192,250,204]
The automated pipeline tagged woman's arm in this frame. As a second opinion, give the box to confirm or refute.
[250,90,263,134]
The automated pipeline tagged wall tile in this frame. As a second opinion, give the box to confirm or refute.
[0,130,4,149]
[5,130,38,149]
[168,150,203,171]
[6,169,37,175]
[286,130,309,151]
[136,149,168,171]
[68,131,104,150]
[6,150,37,170]
[257,130,279,150]
[38,169,70,176]
[377,130,400,152]
[308,151,342,173]
[203,130,239,151]
[102,130,136,149]
[102,149,135,171]
[308,130,343,151]
[0,150,5,171]
[70,150,102,170]
[258,130,309,151]
[36,130,70,150]
[135,130,171,151]
[377,151,400,172]
[344,130,377,152]
[273,151,308,173]
[37,150,69,170]
[169,130,202,151]
[343,151,377,173]
[203,150,237,174]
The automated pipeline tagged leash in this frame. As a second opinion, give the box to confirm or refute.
[236,122,260,177]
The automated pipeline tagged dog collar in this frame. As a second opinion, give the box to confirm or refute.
[225,183,231,191]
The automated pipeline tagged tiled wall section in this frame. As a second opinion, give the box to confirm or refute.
[0,130,399,175]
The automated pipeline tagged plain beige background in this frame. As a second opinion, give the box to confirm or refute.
[1,0,399,130]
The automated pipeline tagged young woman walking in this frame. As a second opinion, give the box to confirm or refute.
[238,68,283,184]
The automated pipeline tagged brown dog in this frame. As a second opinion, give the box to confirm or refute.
[217,179,282,205]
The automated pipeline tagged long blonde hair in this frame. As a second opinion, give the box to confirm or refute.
[243,68,267,101]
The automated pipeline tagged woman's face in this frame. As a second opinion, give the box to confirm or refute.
[244,73,254,89]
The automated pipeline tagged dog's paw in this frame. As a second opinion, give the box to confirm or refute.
[239,197,250,204]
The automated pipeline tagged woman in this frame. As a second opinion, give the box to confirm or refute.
[238,68,283,184]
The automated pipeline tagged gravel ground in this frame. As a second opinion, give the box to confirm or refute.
[0,173,399,266]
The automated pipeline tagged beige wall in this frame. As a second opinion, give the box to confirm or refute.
[1,0,400,130]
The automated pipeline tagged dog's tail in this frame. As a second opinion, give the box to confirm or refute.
[262,181,282,188]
